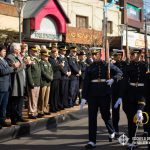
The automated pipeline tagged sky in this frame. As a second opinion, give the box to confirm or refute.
[144,0,150,14]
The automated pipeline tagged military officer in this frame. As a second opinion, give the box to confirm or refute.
[49,47,64,112]
[144,70,150,150]
[81,49,122,149]
[78,50,88,104]
[123,49,147,150]
[58,46,71,108]
[38,49,53,117]
[26,46,41,119]
[67,46,81,107]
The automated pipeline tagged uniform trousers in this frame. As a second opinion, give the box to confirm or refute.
[28,86,40,116]
[60,79,69,108]
[88,95,114,144]
[68,78,79,106]
[112,94,120,133]
[123,86,145,143]
[38,86,50,114]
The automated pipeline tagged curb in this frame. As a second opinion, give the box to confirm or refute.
[0,106,88,143]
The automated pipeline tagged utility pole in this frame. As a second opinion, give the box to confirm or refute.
[103,0,110,79]
[125,5,129,62]
[144,15,149,72]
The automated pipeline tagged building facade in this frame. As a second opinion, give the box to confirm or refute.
[59,0,121,46]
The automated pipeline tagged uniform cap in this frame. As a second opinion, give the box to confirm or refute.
[130,49,142,55]
[59,46,68,51]
[78,51,86,56]
[30,46,39,52]
[41,51,50,57]
[91,49,100,55]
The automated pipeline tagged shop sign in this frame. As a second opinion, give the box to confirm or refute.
[30,30,62,41]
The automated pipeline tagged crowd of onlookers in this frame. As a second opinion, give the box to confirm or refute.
[0,42,93,129]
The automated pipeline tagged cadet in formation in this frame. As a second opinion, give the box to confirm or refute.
[81,49,122,149]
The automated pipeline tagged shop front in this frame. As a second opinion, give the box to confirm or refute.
[122,31,150,49]
[23,0,70,45]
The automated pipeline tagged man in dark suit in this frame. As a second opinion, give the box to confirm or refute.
[0,44,19,128]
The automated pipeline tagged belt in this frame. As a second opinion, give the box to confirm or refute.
[91,79,106,83]
[130,82,144,87]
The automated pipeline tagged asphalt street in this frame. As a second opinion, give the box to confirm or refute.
[0,109,148,150]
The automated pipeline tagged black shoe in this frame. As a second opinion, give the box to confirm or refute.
[0,125,2,129]
[115,132,120,139]
[0,121,11,127]
[85,142,96,149]
[37,114,44,118]
[18,118,28,122]
[11,121,19,125]
[44,112,51,115]
[28,115,37,119]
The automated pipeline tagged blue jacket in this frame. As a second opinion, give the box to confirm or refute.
[0,58,14,92]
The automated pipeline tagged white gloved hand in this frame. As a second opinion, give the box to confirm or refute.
[80,99,86,111]
[114,97,122,109]
[137,110,143,123]
[106,79,114,86]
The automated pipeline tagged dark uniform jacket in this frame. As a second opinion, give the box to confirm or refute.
[67,56,80,80]
[112,60,128,98]
[58,55,70,80]
[126,60,147,110]
[82,60,122,100]
[0,58,14,92]
[78,60,88,81]
[49,56,64,80]
[26,56,41,88]
[40,60,53,87]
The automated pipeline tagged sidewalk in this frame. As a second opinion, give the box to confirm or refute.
[0,105,88,143]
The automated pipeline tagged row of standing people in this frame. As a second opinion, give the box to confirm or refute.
[0,43,89,128]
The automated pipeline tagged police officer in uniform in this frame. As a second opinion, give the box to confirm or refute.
[49,46,64,112]
[38,49,53,117]
[67,46,81,107]
[124,50,147,149]
[78,50,88,104]
[144,70,150,150]
[111,50,128,137]
[81,49,122,149]
[58,46,71,108]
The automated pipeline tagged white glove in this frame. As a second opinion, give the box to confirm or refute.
[80,99,86,111]
[114,97,122,109]
[137,110,143,123]
[106,79,114,86]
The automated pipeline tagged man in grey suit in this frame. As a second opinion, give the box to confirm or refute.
[6,43,28,125]
[0,44,20,128]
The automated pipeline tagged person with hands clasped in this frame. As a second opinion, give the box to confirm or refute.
[81,48,122,149]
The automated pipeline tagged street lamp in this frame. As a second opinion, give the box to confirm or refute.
[13,0,27,43]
